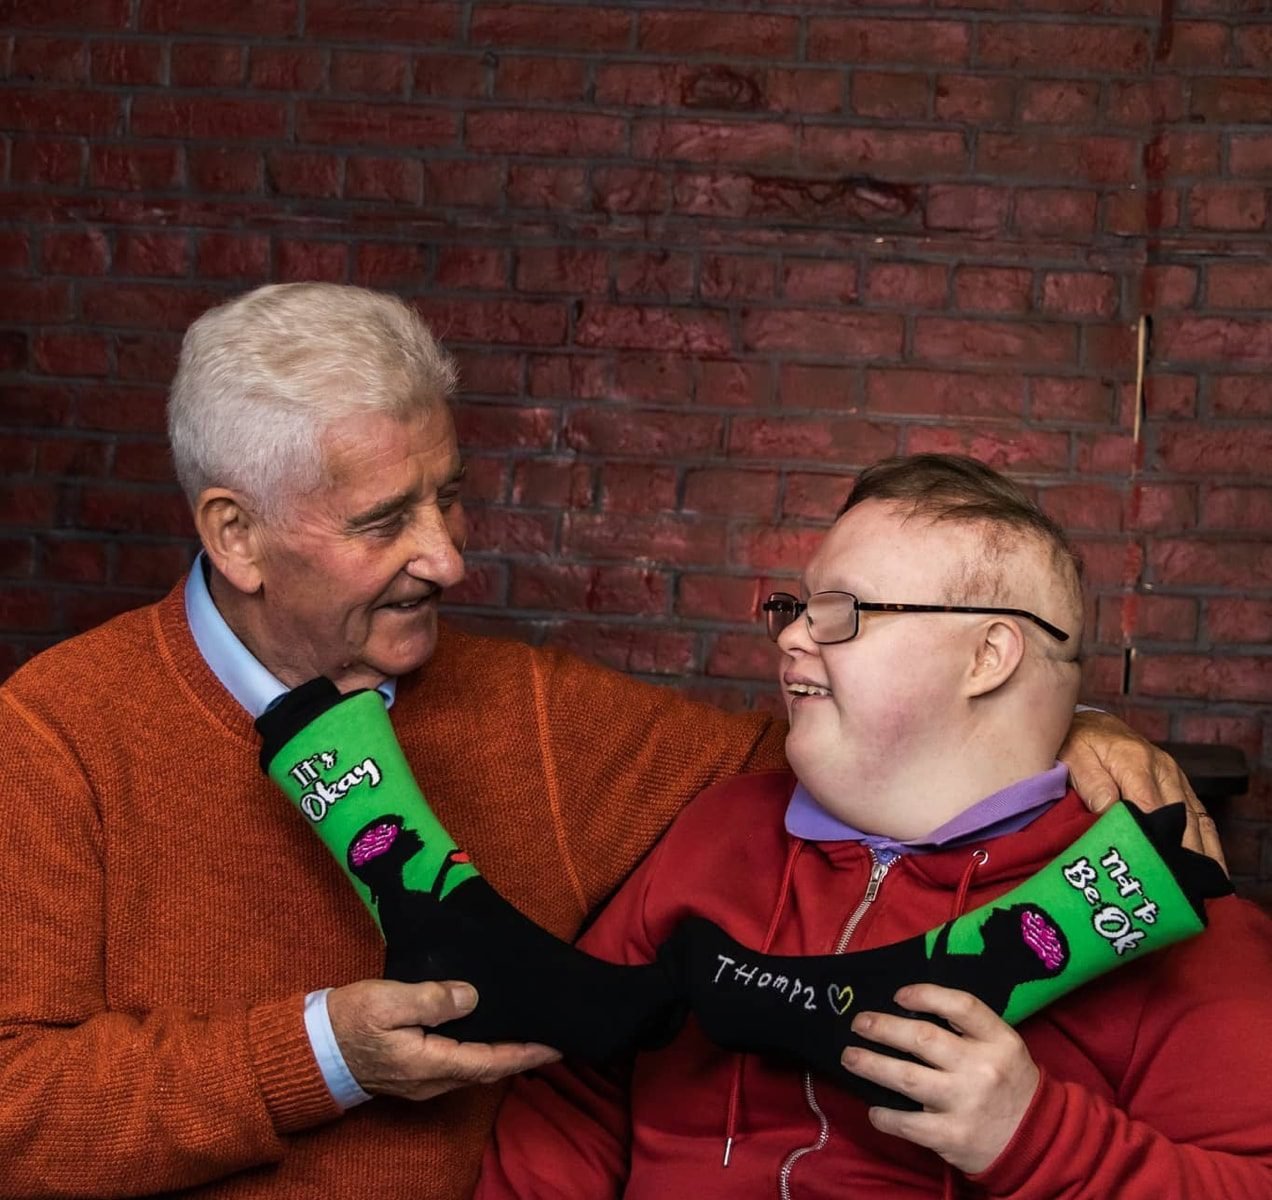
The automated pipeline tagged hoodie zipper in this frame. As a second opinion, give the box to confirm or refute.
[777,851,893,1200]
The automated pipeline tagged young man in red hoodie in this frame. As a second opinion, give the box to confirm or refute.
[477,454,1272,1199]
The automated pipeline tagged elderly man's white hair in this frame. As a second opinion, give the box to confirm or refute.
[168,282,457,516]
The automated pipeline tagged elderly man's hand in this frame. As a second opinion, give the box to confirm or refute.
[841,984,1039,1177]
[327,979,560,1102]
[1059,708,1226,871]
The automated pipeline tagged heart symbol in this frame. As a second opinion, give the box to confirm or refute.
[827,983,854,1016]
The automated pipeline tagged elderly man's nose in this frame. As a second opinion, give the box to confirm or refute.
[407,512,465,586]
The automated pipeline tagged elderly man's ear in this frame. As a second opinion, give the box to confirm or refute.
[965,618,1026,698]
[195,488,265,596]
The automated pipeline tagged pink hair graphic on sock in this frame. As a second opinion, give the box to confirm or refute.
[351,821,399,867]
[1021,908,1066,970]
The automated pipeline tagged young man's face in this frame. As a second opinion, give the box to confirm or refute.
[777,499,989,821]
[249,402,467,692]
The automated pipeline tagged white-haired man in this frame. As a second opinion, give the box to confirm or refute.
[0,284,1220,1200]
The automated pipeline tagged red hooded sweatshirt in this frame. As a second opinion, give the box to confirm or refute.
[478,770,1272,1199]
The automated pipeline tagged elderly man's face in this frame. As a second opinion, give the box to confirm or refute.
[250,401,466,692]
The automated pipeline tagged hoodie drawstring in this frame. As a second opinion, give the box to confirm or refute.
[942,845,989,1200]
[722,837,805,1166]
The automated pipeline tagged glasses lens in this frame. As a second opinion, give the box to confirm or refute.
[763,593,800,641]
[805,593,858,644]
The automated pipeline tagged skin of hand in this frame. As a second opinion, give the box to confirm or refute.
[1058,709,1227,871]
[841,984,1040,1177]
[327,979,561,1102]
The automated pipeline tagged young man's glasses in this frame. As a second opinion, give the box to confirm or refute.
[762,591,1070,645]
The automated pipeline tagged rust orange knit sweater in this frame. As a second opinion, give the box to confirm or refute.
[0,583,787,1200]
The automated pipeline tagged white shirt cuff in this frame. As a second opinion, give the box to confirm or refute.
[304,988,373,1110]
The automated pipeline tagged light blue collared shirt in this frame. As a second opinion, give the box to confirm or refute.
[185,556,382,1110]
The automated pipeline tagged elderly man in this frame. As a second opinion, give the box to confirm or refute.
[0,284,1218,1200]
[479,455,1272,1198]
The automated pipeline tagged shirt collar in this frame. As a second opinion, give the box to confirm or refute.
[785,763,1070,859]
[184,554,396,718]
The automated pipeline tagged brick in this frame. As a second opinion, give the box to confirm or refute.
[775,364,857,410]
[1173,714,1264,772]
[425,161,505,207]
[1015,188,1099,237]
[90,144,183,190]
[349,243,421,289]
[35,438,110,477]
[979,133,1138,184]
[416,298,568,347]
[1145,130,1220,177]
[934,74,1013,123]
[196,232,270,280]
[1128,483,1195,532]
[413,53,488,99]
[297,101,455,148]
[92,40,164,86]
[634,118,794,169]
[1210,375,1272,418]
[115,543,193,590]
[451,402,554,451]
[978,22,1150,71]
[1105,79,1184,126]
[0,484,57,527]
[465,507,557,557]
[1229,135,1272,177]
[1075,432,1136,474]
[470,110,624,157]
[0,280,71,322]
[1142,264,1196,309]
[783,473,853,521]
[1206,599,1272,645]
[954,267,1032,314]
[170,41,244,88]
[275,239,348,282]
[589,167,667,216]
[705,632,780,681]
[32,332,110,377]
[866,368,1023,417]
[11,36,89,82]
[516,247,608,295]
[1104,188,1179,236]
[728,417,897,464]
[914,318,1075,365]
[1188,184,1267,231]
[906,426,1070,472]
[82,283,220,332]
[677,574,772,623]
[345,156,422,204]
[435,246,507,291]
[1193,500,1258,573]
[527,355,607,399]
[763,69,844,116]
[0,538,35,578]
[267,150,341,199]
[682,468,779,517]
[563,512,726,567]
[1142,375,1197,419]
[330,49,408,97]
[545,622,697,677]
[802,127,966,176]
[510,459,593,509]
[1019,80,1100,125]
[925,184,1010,233]
[576,304,729,355]
[77,487,192,535]
[1151,538,1272,587]
[305,0,457,40]
[1070,537,1143,587]
[115,231,189,278]
[450,349,520,397]
[73,384,166,432]
[864,262,947,308]
[139,0,298,34]
[65,591,160,636]
[1136,655,1272,704]
[249,47,324,91]
[600,464,678,514]
[132,96,285,139]
[0,88,120,136]
[808,18,971,66]
[729,525,825,571]
[1164,20,1230,66]
[613,251,693,300]
[698,361,772,408]
[700,255,775,302]
[470,4,630,50]
[188,147,261,194]
[639,10,796,57]
[565,410,721,458]
[116,335,180,383]
[594,62,684,109]
[510,563,667,616]
[0,333,27,373]
[613,355,694,404]
[494,55,587,102]
[782,259,859,304]
[741,309,902,357]
[454,455,506,504]
[1040,482,1123,531]
[0,587,59,633]
[1235,24,1272,67]
[1041,271,1119,318]
[0,231,31,274]
[112,440,175,482]
[0,0,129,30]
[1097,594,1198,643]
[2,384,73,429]
[11,137,82,185]
[1190,77,1272,123]
[851,71,929,120]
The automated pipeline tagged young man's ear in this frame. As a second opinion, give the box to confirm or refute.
[194,488,265,595]
[966,618,1026,698]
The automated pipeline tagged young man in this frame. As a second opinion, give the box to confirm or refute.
[477,455,1272,1198]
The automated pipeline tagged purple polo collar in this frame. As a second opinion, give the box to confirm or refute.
[785,763,1070,858]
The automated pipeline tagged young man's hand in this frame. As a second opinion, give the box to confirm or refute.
[1059,709,1226,871]
[840,984,1038,1176]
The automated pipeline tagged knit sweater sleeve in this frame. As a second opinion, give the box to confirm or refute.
[523,645,786,919]
[972,896,1272,1199]
[0,688,340,1199]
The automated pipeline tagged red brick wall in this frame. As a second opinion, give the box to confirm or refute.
[1,2,1269,895]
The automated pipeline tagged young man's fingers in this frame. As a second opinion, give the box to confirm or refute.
[839,1044,946,1109]
[864,1105,947,1151]
[888,984,1009,1041]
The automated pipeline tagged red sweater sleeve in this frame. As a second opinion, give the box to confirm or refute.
[973,896,1272,1199]
[476,820,675,1198]
[0,690,339,1199]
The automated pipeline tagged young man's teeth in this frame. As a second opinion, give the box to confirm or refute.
[789,683,831,697]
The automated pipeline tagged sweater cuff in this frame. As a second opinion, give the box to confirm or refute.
[247,992,344,1135]
[968,1067,1066,1196]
